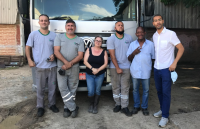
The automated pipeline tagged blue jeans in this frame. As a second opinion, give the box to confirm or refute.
[132,78,150,109]
[154,68,171,118]
[86,73,105,97]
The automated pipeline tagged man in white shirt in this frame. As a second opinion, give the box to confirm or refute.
[152,14,184,127]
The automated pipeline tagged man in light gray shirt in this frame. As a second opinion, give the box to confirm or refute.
[26,14,59,117]
[107,21,133,117]
[54,19,84,118]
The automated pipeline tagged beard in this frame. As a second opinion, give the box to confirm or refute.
[156,24,163,29]
[116,30,124,35]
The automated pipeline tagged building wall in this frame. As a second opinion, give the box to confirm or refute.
[0,24,21,55]
[143,0,200,29]
[146,28,200,64]
[0,0,18,24]
[0,11,24,57]
[141,0,200,64]
[0,0,25,57]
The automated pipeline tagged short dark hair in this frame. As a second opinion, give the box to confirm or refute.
[136,26,145,33]
[152,14,163,22]
[66,19,76,26]
[94,35,103,43]
[39,14,49,21]
[115,21,123,25]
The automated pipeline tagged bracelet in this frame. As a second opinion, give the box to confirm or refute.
[91,67,93,70]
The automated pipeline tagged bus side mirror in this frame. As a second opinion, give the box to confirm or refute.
[17,0,28,15]
[145,0,154,16]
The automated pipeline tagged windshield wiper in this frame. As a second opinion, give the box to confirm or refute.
[50,16,72,20]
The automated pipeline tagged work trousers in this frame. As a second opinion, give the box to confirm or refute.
[57,67,79,111]
[35,66,57,108]
[110,68,130,108]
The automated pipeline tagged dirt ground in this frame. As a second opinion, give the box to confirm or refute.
[0,65,200,129]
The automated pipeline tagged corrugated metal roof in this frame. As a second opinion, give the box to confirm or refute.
[0,0,18,24]
[144,0,200,29]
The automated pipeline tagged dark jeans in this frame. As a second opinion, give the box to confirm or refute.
[154,68,171,118]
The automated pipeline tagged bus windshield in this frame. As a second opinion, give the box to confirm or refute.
[33,0,136,21]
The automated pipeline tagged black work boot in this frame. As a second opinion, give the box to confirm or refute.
[49,105,59,113]
[37,108,45,117]
[71,106,79,118]
[93,95,100,114]
[121,107,132,117]
[113,105,121,112]
[142,108,149,116]
[88,96,95,113]
[132,107,141,114]
[63,108,71,118]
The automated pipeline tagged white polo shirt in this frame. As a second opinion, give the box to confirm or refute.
[153,27,180,70]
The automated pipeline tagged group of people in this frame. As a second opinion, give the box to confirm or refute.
[26,14,184,128]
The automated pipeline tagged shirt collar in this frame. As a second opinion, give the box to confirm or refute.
[156,27,166,35]
[162,27,166,33]
[136,39,147,48]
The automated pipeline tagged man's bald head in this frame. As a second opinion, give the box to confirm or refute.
[136,26,145,33]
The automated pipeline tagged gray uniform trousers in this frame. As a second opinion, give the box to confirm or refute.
[110,68,130,108]
[57,67,79,111]
[35,66,57,108]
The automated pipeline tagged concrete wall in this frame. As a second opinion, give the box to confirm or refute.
[146,28,200,64]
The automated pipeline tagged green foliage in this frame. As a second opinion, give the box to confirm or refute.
[160,0,200,8]
[112,0,131,15]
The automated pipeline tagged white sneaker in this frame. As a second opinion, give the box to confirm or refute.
[158,117,169,128]
[153,110,162,118]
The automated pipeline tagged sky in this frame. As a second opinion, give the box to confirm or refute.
[34,0,119,20]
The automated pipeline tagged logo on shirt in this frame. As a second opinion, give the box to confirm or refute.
[125,40,130,44]
[49,39,54,42]
[74,42,79,46]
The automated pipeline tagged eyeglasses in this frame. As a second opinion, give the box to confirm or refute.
[95,40,102,43]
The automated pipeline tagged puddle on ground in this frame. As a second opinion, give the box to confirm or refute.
[0,115,22,129]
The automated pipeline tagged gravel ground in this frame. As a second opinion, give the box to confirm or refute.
[0,65,200,129]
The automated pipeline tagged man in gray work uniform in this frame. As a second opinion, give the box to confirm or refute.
[26,14,59,117]
[54,19,84,118]
[107,21,133,117]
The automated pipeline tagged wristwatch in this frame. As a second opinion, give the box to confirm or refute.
[91,67,93,70]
